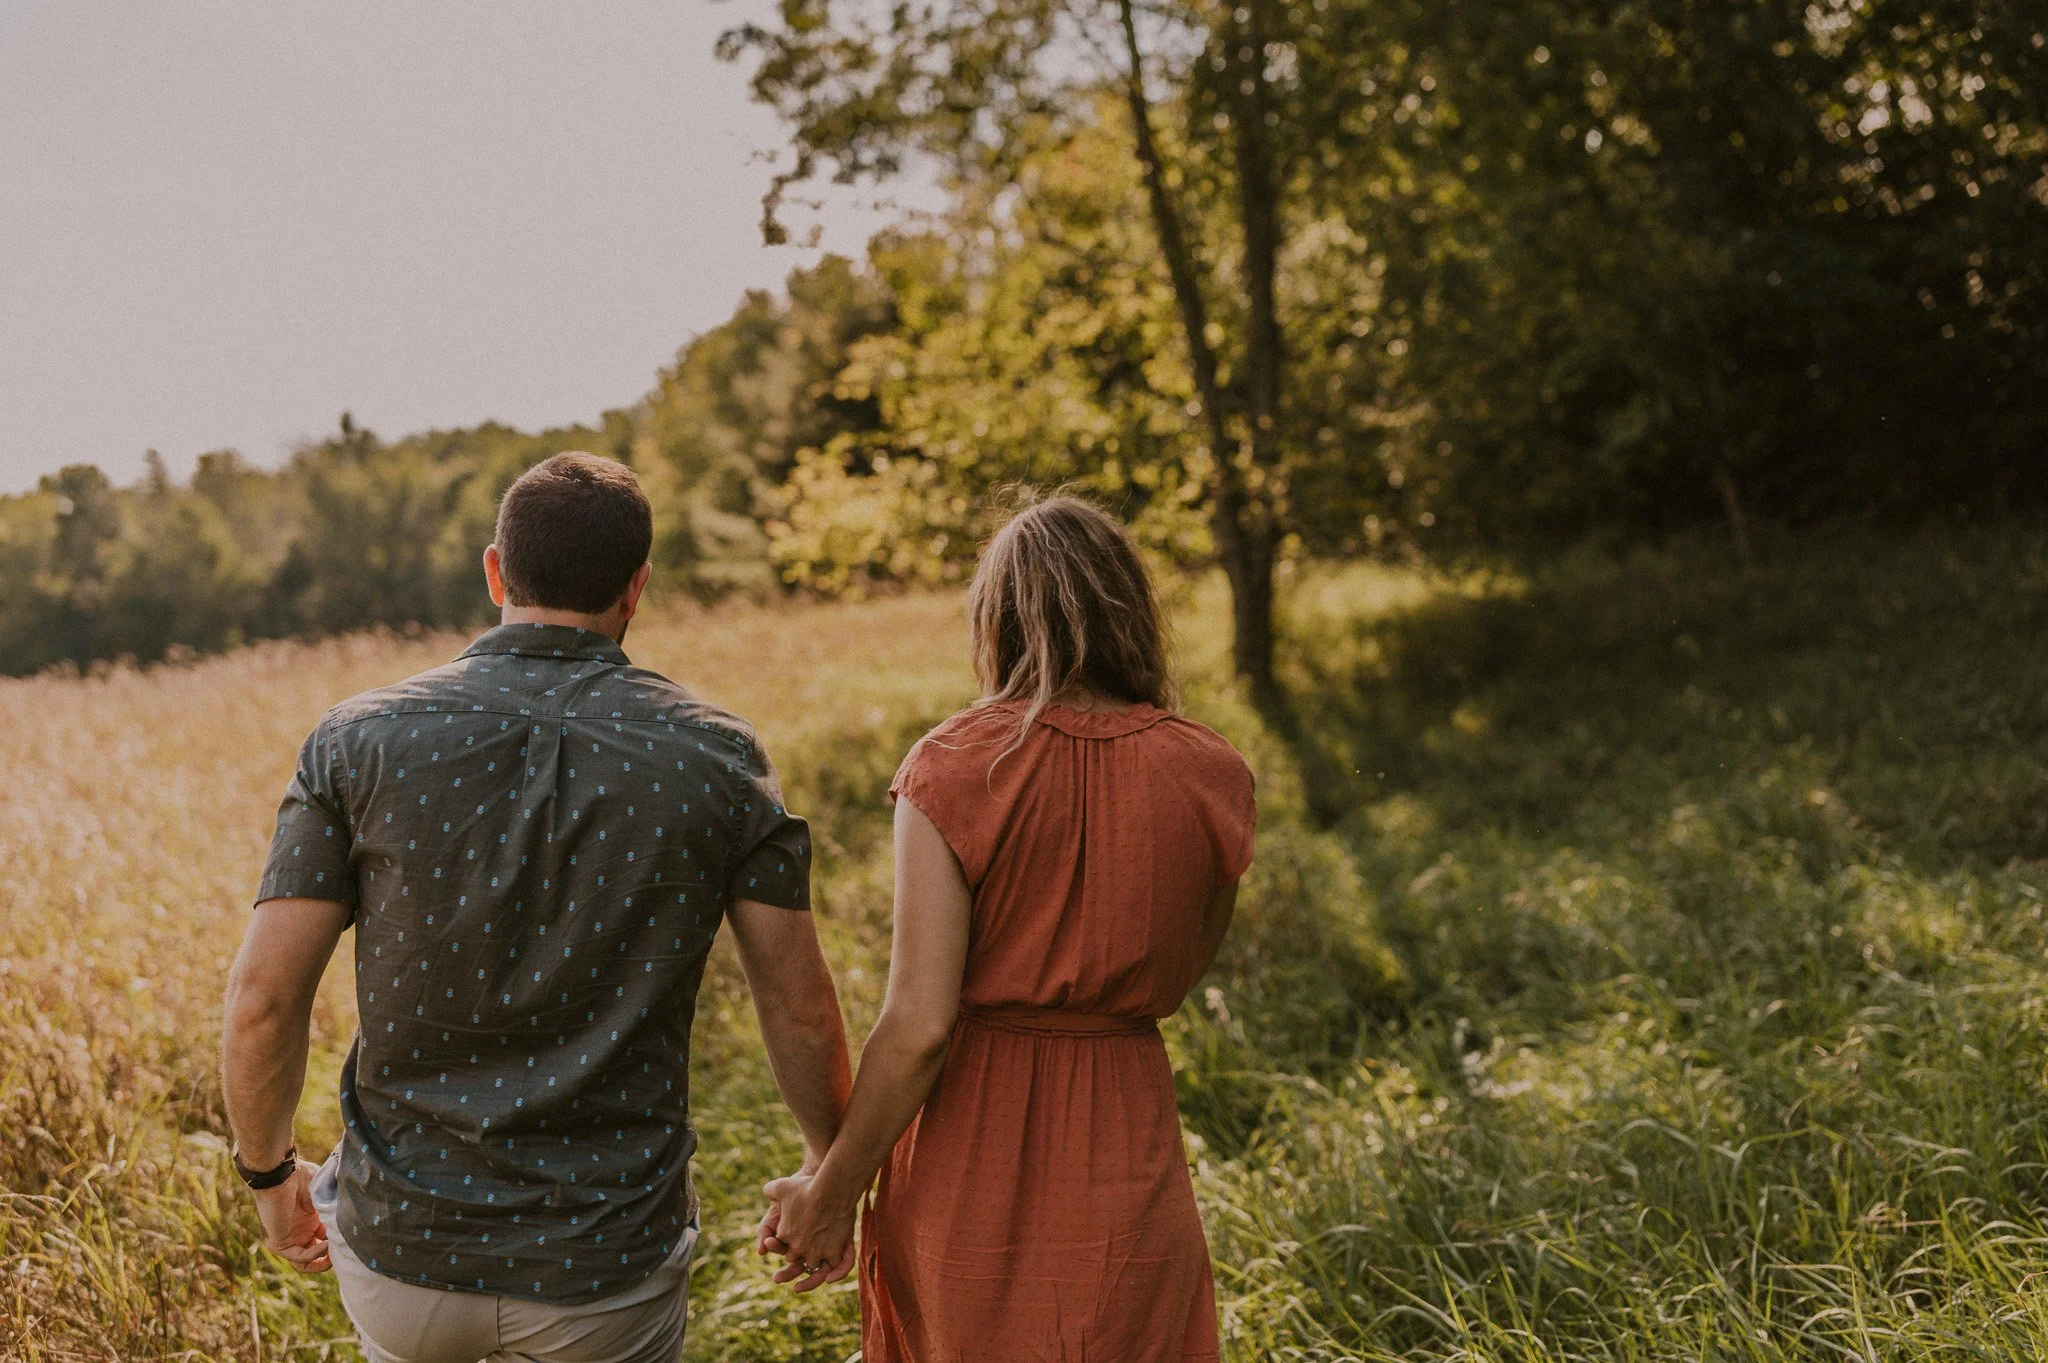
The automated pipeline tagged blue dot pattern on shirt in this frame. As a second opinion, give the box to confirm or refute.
[255,622,811,1305]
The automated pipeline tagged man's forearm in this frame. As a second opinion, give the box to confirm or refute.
[221,900,348,1170]
[727,900,856,1165]
[222,994,314,1167]
[758,1001,853,1164]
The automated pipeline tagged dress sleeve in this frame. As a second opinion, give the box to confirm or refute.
[725,735,812,910]
[1175,721,1256,885]
[1217,753,1258,883]
[889,719,1003,888]
[255,716,361,915]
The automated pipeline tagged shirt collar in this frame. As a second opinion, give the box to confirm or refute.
[458,622,630,666]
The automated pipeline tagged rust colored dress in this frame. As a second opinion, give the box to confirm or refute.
[861,701,1257,1363]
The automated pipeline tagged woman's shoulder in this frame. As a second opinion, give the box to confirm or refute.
[914,703,1020,754]
[894,704,1017,786]
[1150,711,1255,780]
[900,701,1248,782]
[1152,714,1258,877]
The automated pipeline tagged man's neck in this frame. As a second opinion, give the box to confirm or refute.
[500,605,625,643]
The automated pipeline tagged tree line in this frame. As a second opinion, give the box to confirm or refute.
[0,255,887,676]
[3,0,2040,684]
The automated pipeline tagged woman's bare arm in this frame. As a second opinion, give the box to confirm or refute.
[763,794,972,1287]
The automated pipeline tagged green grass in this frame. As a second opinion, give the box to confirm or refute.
[4,524,2046,1359]
[1198,523,2048,1359]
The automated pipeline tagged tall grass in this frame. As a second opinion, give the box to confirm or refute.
[3,525,2045,1360]
[0,596,975,1360]
[1204,524,2048,1360]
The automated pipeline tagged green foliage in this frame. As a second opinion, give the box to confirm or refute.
[0,418,623,675]
[732,0,2048,578]
[10,2,2042,677]
[1328,0,2048,547]
[766,134,1226,591]
[0,0,2040,687]
[0,464,268,671]
[637,254,898,598]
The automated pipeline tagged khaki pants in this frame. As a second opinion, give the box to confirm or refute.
[312,1153,698,1363]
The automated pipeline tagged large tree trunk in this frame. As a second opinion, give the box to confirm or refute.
[1116,0,1277,694]
[1219,520,1276,695]
[1224,0,1284,693]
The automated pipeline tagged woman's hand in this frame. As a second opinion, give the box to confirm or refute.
[761,1171,857,1292]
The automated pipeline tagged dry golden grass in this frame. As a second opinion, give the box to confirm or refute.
[0,593,975,1361]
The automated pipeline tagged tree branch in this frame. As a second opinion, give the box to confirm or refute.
[1115,0,1234,468]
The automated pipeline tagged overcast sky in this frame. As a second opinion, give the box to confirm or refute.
[0,2,919,494]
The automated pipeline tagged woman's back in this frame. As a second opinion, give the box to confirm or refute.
[894,700,1255,1018]
[861,700,1254,1363]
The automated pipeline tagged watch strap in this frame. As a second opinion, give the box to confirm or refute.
[233,1144,298,1190]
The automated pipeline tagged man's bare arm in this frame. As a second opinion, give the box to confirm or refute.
[221,897,349,1273]
[727,899,854,1167]
[223,898,349,1164]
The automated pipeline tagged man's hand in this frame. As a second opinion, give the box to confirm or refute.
[761,1171,857,1293]
[755,1147,825,1262]
[252,1159,331,1274]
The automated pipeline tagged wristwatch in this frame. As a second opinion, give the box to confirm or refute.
[232,1144,298,1190]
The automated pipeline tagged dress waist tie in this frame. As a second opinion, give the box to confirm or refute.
[958,1005,1158,1038]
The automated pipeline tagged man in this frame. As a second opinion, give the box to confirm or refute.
[222,452,853,1363]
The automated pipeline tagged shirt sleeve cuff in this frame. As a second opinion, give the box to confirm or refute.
[254,869,358,910]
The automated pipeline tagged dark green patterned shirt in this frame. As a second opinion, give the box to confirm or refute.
[256,622,810,1303]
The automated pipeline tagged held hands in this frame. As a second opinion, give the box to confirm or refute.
[253,1159,332,1274]
[757,1170,857,1293]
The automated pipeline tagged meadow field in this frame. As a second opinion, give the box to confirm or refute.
[4,523,2048,1361]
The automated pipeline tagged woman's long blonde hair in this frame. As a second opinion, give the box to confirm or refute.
[966,495,1176,746]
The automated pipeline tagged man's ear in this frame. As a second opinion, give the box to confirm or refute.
[483,545,507,608]
[618,561,653,621]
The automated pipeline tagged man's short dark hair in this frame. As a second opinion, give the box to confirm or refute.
[493,453,653,613]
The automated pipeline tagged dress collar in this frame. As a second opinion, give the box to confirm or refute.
[458,622,630,666]
[1029,701,1170,738]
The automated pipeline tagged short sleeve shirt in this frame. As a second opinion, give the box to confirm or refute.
[256,622,810,1304]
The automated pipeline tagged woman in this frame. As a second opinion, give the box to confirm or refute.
[764,496,1256,1362]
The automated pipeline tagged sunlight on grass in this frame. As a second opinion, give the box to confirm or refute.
[5,526,2048,1360]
